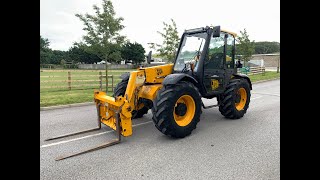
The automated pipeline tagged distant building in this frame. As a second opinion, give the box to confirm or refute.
[251,53,280,67]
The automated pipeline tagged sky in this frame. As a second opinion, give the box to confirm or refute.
[40,0,280,52]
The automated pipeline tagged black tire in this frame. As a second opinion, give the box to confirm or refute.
[113,80,128,97]
[219,79,251,119]
[113,79,149,119]
[152,81,202,138]
[133,105,149,118]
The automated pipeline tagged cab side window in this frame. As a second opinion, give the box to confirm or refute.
[226,34,235,69]
[205,32,225,69]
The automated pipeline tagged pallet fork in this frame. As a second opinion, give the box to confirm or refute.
[45,103,122,161]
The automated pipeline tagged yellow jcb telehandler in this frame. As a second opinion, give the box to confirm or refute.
[46,26,252,161]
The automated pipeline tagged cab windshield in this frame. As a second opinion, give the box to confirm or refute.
[174,32,208,71]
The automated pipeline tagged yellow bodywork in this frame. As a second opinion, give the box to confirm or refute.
[94,64,174,137]
[143,64,174,83]
[221,29,237,37]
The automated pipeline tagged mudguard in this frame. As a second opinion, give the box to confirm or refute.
[233,74,252,90]
[163,73,198,86]
[119,72,130,81]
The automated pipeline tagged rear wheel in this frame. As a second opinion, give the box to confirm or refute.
[113,79,149,119]
[152,81,202,138]
[219,79,251,119]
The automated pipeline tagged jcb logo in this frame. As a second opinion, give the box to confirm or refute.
[156,68,163,75]
[211,79,219,90]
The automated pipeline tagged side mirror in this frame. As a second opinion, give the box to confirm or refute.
[212,26,221,37]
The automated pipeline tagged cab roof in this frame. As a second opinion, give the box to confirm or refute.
[184,26,237,37]
[221,29,237,37]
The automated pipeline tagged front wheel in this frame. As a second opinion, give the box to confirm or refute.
[152,81,202,138]
[219,79,251,119]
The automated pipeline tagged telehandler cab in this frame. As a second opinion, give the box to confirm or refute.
[47,26,252,161]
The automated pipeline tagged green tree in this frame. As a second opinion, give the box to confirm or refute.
[236,29,255,66]
[67,45,100,64]
[40,51,52,64]
[50,50,68,64]
[40,35,52,64]
[121,42,145,65]
[150,19,180,62]
[75,0,125,63]
[76,0,125,86]
[40,35,50,50]
[254,41,280,54]
[60,59,66,65]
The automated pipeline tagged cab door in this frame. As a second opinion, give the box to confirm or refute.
[203,32,226,95]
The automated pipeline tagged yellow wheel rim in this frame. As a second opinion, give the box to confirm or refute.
[235,88,247,111]
[173,95,196,127]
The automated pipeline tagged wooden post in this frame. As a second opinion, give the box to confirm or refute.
[68,71,71,90]
[105,60,108,94]
[99,71,102,91]
[111,75,114,92]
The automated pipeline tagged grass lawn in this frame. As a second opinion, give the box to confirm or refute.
[40,69,134,107]
[249,71,280,82]
[41,89,110,107]
[40,69,134,90]
[40,70,280,107]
